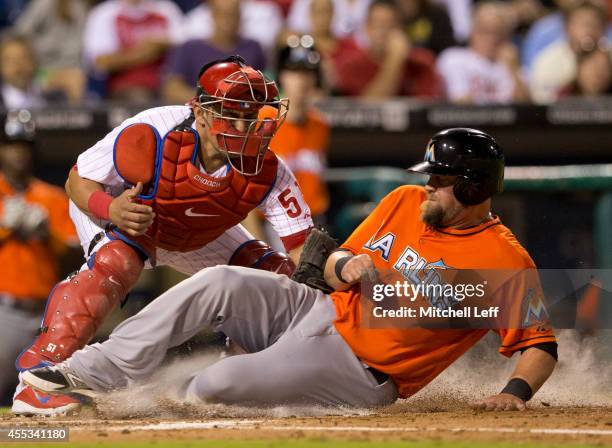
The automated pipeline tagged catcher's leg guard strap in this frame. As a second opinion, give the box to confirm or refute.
[16,240,144,370]
[229,240,295,276]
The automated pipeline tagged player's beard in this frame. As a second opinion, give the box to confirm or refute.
[420,200,446,227]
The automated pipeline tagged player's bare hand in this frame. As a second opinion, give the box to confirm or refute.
[108,182,155,236]
[341,254,378,284]
[472,393,526,411]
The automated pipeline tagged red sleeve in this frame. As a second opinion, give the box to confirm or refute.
[280,227,312,252]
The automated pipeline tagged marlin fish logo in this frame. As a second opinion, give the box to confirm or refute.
[424,141,436,162]
[522,288,550,326]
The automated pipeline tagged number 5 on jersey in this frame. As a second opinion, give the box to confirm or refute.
[279,187,303,218]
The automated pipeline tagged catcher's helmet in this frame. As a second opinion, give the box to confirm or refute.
[1,109,36,145]
[407,128,504,205]
[195,55,288,176]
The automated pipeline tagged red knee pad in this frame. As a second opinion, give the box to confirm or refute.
[17,240,144,370]
[229,240,296,276]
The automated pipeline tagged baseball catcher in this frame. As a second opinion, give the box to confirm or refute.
[13,56,314,416]
[24,128,557,411]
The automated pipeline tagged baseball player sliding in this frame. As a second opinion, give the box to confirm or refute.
[13,56,313,416]
[24,129,557,411]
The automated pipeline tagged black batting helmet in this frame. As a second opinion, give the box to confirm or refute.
[407,128,504,205]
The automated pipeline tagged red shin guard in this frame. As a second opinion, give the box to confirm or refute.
[17,240,144,370]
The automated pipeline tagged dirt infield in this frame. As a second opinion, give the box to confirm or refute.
[1,332,610,447]
[1,404,611,446]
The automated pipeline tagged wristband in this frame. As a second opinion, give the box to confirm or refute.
[87,191,113,220]
[334,256,352,283]
[501,378,532,402]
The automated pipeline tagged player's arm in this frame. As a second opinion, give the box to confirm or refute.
[67,169,154,237]
[473,343,557,411]
[258,158,313,264]
[324,250,378,291]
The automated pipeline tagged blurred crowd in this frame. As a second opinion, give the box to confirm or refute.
[0,0,611,108]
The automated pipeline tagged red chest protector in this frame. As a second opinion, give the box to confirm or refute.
[113,121,278,256]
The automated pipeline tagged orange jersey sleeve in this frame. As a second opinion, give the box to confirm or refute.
[492,270,556,357]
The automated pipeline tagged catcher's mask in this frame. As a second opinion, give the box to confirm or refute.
[195,55,288,176]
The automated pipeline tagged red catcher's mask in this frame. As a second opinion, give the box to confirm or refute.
[196,60,288,176]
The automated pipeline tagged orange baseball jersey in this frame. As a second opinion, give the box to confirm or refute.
[264,108,330,216]
[330,185,556,398]
[0,175,78,300]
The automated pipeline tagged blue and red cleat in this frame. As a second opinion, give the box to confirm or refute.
[12,385,82,416]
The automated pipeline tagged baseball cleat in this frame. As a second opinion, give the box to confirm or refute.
[22,363,92,395]
[12,385,82,416]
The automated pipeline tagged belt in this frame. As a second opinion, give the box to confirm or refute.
[364,364,390,385]
[0,295,46,313]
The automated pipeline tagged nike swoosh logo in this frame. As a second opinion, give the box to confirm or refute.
[185,208,220,218]
[33,390,51,404]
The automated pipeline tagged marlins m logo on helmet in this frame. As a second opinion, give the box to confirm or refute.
[424,141,436,162]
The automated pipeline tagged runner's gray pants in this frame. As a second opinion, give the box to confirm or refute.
[69,266,398,407]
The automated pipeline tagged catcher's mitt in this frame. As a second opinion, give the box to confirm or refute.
[291,228,338,293]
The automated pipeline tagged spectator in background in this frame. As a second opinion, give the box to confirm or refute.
[287,0,372,38]
[397,0,456,54]
[437,1,529,104]
[162,0,266,104]
[279,0,339,92]
[530,0,610,103]
[15,0,88,104]
[183,0,283,55]
[243,41,330,245]
[82,0,184,102]
[0,110,78,405]
[331,0,443,98]
[561,47,612,95]
[0,35,45,109]
[308,0,338,55]
[270,41,329,222]
[521,0,612,71]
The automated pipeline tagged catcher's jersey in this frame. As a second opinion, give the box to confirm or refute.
[76,105,312,251]
[331,185,556,399]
